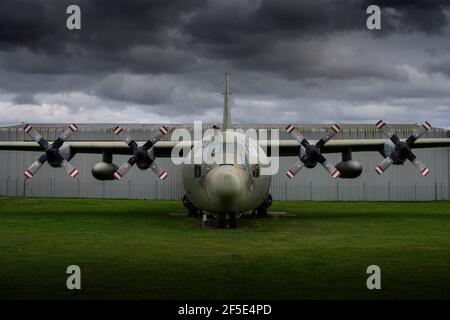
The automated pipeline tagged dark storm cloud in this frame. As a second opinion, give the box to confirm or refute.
[375,0,450,34]
[0,0,204,74]
[0,0,448,76]
[0,0,202,50]
[0,0,449,126]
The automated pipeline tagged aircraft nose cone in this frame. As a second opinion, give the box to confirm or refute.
[205,165,248,212]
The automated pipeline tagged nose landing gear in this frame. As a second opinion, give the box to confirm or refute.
[217,212,238,229]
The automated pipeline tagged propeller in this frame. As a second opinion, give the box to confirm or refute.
[23,123,79,179]
[374,120,431,176]
[285,124,341,179]
[112,125,169,180]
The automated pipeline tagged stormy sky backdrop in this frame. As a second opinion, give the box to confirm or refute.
[0,0,449,127]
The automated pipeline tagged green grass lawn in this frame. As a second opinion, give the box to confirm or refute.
[0,197,449,300]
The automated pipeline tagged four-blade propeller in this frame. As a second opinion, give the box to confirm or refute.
[23,123,79,179]
[285,124,341,179]
[21,122,433,181]
[113,125,169,180]
[374,120,431,176]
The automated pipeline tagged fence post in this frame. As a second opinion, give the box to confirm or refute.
[128,180,131,199]
[22,178,26,197]
[16,178,19,197]
[6,176,11,196]
[77,179,81,197]
[435,181,438,201]
[49,177,53,197]
[363,180,366,201]
[336,181,339,201]
[388,182,391,201]
[284,181,288,201]
[415,181,418,201]
[310,181,313,201]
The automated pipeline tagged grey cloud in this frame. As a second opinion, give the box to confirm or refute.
[11,93,39,105]
[0,0,449,127]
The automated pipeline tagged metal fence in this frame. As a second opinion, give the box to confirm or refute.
[0,177,447,201]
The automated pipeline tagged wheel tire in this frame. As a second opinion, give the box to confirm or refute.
[266,194,273,208]
[256,202,268,218]
[187,201,200,218]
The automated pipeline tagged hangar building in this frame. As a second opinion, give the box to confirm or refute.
[0,123,449,201]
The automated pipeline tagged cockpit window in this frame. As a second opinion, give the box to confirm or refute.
[193,133,260,166]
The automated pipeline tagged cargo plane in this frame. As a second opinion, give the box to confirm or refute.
[1,74,449,228]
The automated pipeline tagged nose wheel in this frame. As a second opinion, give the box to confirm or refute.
[218,212,238,229]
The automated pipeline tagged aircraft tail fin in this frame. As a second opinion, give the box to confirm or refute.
[222,73,231,130]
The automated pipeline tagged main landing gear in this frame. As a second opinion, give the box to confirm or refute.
[251,194,273,218]
[182,195,202,218]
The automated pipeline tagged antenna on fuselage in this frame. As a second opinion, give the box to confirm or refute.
[222,73,231,130]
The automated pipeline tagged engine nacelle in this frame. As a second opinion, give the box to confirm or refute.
[335,149,362,178]
[335,160,362,178]
[92,162,119,180]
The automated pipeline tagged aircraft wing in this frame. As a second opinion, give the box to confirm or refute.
[0,141,192,157]
[1,138,449,157]
[260,138,450,156]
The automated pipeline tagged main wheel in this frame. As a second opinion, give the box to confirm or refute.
[186,200,200,218]
[254,201,268,218]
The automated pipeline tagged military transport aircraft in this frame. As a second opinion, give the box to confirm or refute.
[1,74,450,228]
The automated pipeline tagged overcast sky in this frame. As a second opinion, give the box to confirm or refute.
[0,0,449,128]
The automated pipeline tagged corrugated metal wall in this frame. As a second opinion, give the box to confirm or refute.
[0,124,448,201]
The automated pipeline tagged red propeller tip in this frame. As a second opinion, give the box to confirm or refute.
[376,120,386,129]
[113,126,123,135]
[159,126,169,135]
[159,171,168,180]
[331,124,340,134]
[286,125,295,133]
[24,124,32,133]
[331,170,341,178]
[422,122,431,131]
[421,168,430,176]
[286,170,295,179]
[24,170,33,179]
[375,166,384,175]
[69,124,78,132]
[69,169,79,177]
